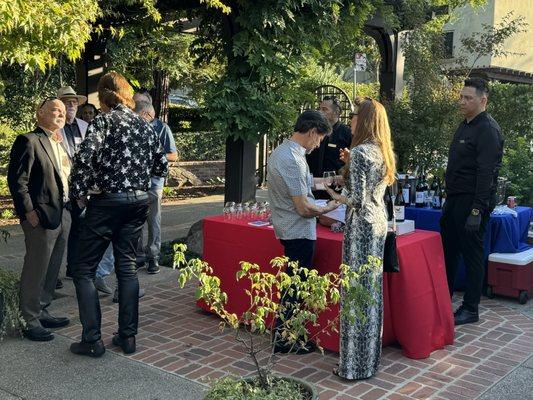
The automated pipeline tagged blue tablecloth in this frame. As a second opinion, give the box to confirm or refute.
[405,206,532,290]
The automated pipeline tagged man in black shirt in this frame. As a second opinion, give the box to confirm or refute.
[441,78,503,326]
[306,96,352,199]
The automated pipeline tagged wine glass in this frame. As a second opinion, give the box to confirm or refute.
[234,203,243,219]
[323,171,335,188]
[223,202,235,220]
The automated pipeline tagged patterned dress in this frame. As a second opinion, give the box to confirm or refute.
[338,141,388,380]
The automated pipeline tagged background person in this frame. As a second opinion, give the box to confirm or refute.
[440,77,503,326]
[134,100,177,274]
[80,103,99,124]
[57,86,89,285]
[68,72,168,357]
[7,98,72,341]
[325,98,396,380]
[306,95,352,199]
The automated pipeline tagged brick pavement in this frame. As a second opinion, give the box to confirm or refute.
[55,280,533,400]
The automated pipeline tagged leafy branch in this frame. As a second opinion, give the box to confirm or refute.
[174,243,380,392]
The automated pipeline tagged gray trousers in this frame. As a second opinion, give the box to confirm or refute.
[145,188,163,261]
[20,209,71,328]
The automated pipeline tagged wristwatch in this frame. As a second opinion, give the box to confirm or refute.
[471,208,480,216]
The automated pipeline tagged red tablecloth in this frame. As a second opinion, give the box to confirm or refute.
[202,215,454,359]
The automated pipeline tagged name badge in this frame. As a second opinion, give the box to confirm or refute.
[459,139,465,144]
[327,143,337,148]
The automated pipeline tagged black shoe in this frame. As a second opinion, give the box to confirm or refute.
[40,315,70,329]
[70,340,105,357]
[146,259,160,274]
[136,260,147,270]
[454,306,479,326]
[55,279,63,289]
[24,326,54,341]
[112,333,136,354]
[274,341,316,355]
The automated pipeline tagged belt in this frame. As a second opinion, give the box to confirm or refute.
[91,190,148,199]
[89,190,149,205]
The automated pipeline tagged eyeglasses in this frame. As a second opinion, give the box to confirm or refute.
[38,96,58,109]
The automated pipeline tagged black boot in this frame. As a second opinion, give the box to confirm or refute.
[70,340,105,357]
[112,333,136,354]
[146,259,160,274]
[454,306,479,326]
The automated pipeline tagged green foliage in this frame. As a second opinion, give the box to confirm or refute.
[174,243,380,391]
[488,83,533,206]
[0,269,26,339]
[388,8,529,182]
[173,131,225,161]
[0,62,76,166]
[499,137,533,207]
[194,1,378,141]
[0,0,99,70]
[205,376,312,400]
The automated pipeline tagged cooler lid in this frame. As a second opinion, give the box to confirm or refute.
[488,248,533,265]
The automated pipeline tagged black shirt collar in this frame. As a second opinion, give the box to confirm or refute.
[464,111,487,125]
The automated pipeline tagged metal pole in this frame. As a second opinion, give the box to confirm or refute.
[353,53,356,101]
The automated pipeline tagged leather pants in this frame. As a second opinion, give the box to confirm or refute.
[72,192,149,343]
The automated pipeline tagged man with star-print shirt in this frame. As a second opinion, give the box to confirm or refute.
[68,72,167,358]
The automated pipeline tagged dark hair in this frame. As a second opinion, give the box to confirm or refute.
[464,77,489,97]
[322,95,342,114]
[294,110,331,135]
[82,103,98,114]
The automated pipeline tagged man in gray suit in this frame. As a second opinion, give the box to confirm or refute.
[8,98,72,341]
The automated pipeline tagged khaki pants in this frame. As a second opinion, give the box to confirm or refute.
[20,210,71,328]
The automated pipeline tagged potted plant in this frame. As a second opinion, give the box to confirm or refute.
[174,243,380,399]
[0,268,25,340]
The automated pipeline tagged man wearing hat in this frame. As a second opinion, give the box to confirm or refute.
[57,86,89,283]
[57,86,89,159]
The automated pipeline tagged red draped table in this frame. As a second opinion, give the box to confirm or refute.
[201,215,454,359]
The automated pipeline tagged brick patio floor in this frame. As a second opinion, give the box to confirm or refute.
[57,281,533,400]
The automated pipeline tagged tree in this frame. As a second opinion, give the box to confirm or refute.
[0,0,99,71]
[388,8,528,177]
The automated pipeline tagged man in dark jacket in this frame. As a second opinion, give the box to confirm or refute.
[7,98,72,341]
[441,77,504,326]
[306,96,352,199]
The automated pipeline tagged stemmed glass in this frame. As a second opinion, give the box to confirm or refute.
[234,203,243,219]
[323,171,335,189]
[223,202,235,220]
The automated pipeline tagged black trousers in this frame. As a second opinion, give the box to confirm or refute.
[66,200,83,275]
[440,195,490,312]
[72,192,149,343]
[276,239,315,336]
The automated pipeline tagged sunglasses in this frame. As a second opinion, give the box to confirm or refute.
[38,96,59,109]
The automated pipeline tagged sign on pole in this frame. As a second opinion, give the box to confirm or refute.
[355,53,367,72]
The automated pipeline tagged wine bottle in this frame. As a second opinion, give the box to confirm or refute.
[415,170,428,208]
[432,178,442,209]
[394,188,405,222]
[402,177,411,205]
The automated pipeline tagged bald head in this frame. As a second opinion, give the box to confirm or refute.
[37,99,66,132]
